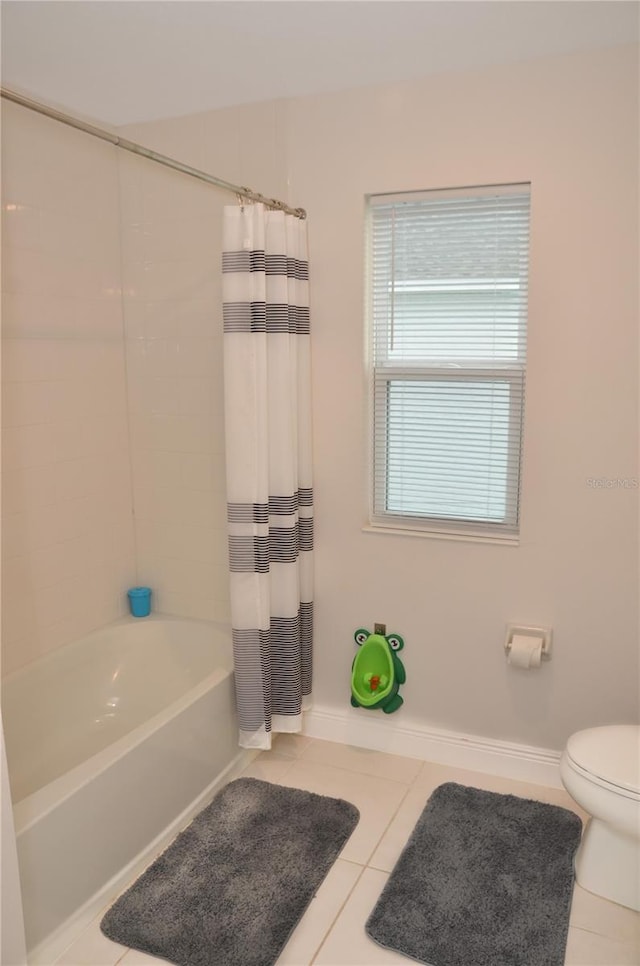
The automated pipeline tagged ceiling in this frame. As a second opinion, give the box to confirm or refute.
[1,1,638,127]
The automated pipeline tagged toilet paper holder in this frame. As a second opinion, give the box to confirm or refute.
[504,624,552,660]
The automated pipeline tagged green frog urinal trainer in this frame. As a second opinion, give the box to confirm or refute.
[350,627,406,713]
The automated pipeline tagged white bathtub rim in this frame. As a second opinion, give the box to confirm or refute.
[14,663,233,835]
[27,748,256,966]
[3,612,231,685]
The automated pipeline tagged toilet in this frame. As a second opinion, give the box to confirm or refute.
[560,724,640,911]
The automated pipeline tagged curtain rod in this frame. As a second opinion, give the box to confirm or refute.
[1,87,306,220]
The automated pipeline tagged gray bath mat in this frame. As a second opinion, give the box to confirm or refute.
[101,777,359,966]
[366,782,582,966]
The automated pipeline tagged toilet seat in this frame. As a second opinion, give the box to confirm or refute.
[565,725,640,801]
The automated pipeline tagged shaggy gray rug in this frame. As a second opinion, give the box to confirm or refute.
[101,777,359,966]
[366,782,582,966]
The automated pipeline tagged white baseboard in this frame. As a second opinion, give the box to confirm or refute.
[303,706,562,789]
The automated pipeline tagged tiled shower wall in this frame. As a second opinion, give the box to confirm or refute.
[117,101,289,624]
[117,146,230,622]
[1,95,289,672]
[1,102,136,675]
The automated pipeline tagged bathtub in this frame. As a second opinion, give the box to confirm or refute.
[1,615,247,962]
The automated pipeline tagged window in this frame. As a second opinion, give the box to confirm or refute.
[367,184,530,541]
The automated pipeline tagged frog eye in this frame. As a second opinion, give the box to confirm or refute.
[387,634,404,651]
[354,628,370,646]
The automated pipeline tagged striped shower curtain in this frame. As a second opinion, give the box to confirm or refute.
[222,203,313,749]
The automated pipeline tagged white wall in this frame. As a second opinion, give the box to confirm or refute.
[1,102,136,676]
[284,45,639,749]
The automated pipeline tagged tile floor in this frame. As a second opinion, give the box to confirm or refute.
[53,736,640,966]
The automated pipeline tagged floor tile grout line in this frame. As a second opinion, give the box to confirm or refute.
[52,897,125,966]
[285,756,418,791]
[273,735,408,964]
[114,944,131,965]
[249,742,406,964]
[297,735,424,785]
[567,921,640,944]
[361,778,417,869]
[309,862,368,966]
[269,753,299,784]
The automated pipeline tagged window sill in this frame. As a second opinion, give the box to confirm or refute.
[362,523,520,547]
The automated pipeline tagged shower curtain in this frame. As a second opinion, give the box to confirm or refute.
[222,203,313,749]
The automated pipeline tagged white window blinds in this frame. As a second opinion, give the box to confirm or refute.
[368,184,531,540]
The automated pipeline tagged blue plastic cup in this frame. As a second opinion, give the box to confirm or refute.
[127,586,152,618]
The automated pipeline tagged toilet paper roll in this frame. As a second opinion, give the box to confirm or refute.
[508,634,543,669]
